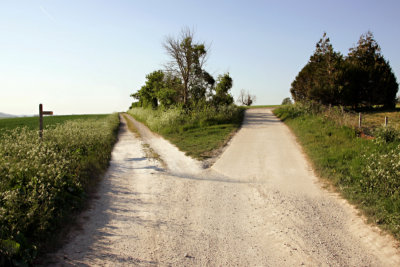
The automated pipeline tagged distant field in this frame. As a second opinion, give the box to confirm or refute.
[350,110,400,130]
[0,114,109,131]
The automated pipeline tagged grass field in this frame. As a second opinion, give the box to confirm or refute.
[127,106,244,160]
[348,110,400,132]
[274,104,400,241]
[0,114,109,131]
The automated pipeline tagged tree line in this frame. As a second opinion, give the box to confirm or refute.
[290,32,398,109]
[131,28,234,110]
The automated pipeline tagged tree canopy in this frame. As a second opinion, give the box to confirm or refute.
[131,28,235,110]
[290,32,398,109]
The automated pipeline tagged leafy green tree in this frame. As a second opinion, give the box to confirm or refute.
[131,71,182,109]
[131,70,164,108]
[281,97,293,105]
[344,31,398,109]
[156,74,181,108]
[211,73,234,107]
[189,70,215,106]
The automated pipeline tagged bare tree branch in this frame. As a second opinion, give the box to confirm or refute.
[163,27,208,105]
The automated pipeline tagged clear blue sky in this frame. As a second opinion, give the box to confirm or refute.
[1,0,400,115]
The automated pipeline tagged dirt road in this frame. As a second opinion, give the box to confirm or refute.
[49,109,400,266]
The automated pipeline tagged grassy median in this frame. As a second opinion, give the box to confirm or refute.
[127,105,244,160]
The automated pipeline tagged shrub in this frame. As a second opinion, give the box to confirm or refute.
[373,126,400,143]
[362,145,400,198]
[127,104,243,134]
[281,97,293,105]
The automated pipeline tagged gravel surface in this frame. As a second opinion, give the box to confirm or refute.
[48,110,400,266]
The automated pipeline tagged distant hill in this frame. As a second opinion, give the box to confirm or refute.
[0,112,16,118]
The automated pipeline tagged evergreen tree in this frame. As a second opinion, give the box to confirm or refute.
[290,33,342,105]
[345,31,398,109]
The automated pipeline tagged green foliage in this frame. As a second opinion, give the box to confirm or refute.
[362,144,400,198]
[0,114,119,265]
[291,33,343,105]
[281,97,293,105]
[133,28,234,111]
[345,31,399,109]
[131,70,164,108]
[211,73,234,107]
[291,32,398,109]
[127,105,244,159]
[273,101,322,120]
[274,104,400,239]
[373,126,400,143]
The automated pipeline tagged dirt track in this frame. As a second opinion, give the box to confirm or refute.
[49,109,400,266]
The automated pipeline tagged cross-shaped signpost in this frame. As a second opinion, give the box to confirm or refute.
[39,104,53,139]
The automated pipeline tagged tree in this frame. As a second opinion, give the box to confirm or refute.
[237,89,256,106]
[291,33,343,105]
[211,73,234,107]
[131,70,164,108]
[344,31,398,109]
[309,33,343,104]
[156,74,181,108]
[163,27,208,106]
[131,70,181,109]
[290,62,314,102]
[281,97,292,105]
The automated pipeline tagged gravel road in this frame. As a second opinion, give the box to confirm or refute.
[48,109,400,266]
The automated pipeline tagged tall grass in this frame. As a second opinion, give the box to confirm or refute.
[274,103,400,240]
[0,113,119,265]
[128,105,243,134]
[127,105,244,159]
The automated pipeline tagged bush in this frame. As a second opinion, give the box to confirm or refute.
[0,113,119,265]
[274,101,322,120]
[281,97,293,105]
[373,126,400,143]
[362,145,400,198]
[127,105,243,134]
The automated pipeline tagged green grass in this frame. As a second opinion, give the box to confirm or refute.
[0,114,108,131]
[163,123,239,159]
[274,104,400,240]
[127,106,244,160]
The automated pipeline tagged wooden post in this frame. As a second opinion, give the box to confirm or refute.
[358,112,362,128]
[39,104,43,139]
[39,104,54,139]
[385,116,388,127]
